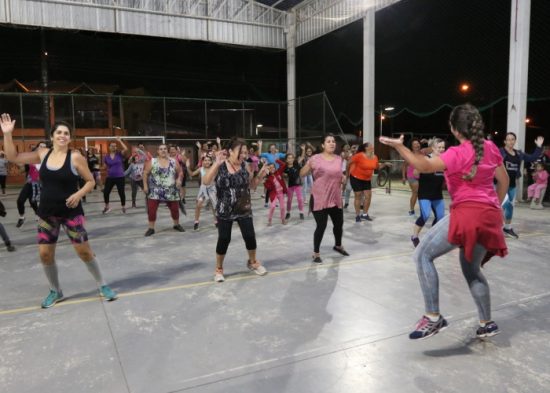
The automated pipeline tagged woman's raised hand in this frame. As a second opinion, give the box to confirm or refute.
[0,113,16,134]
[379,135,405,147]
[215,149,227,165]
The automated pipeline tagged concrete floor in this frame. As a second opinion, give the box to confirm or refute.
[1,183,549,393]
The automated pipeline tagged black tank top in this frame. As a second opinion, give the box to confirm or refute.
[38,149,84,218]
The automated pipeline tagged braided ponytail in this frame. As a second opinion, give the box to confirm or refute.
[449,104,485,181]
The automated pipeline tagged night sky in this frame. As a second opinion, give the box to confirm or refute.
[1,0,549,144]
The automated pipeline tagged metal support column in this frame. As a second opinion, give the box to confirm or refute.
[506,0,531,201]
[286,11,297,153]
[363,11,375,145]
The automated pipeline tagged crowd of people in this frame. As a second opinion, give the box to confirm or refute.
[1,105,548,340]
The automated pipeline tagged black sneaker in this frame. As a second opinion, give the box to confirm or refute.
[411,236,420,248]
[476,321,500,338]
[6,243,15,252]
[312,256,322,263]
[16,218,25,228]
[503,228,519,239]
[333,246,349,256]
[173,224,185,232]
[144,228,155,237]
[355,215,361,223]
[194,222,199,231]
[361,214,373,221]
[344,203,349,209]
[409,315,448,340]
[285,212,290,220]
[299,213,304,220]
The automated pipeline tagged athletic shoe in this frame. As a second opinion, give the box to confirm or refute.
[285,212,290,220]
[503,228,519,239]
[144,228,155,237]
[194,222,199,231]
[264,203,269,208]
[102,207,111,214]
[173,224,185,232]
[247,260,267,276]
[533,204,544,210]
[312,255,322,263]
[214,268,225,282]
[361,214,373,221]
[121,207,126,214]
[282,219,288,225]
[355,215,361,223]
[16,218,25,228]
[6,243,15,252]
[476,321,500,338]
[41,289,64,309]
[132,202,137,208]
[408,210,415,217]
[333,246,350,256]
[100,285,118,301]
[411,236,420,248]
[409,315,448,340]
[299,213,304,220]
[344,203,349,209]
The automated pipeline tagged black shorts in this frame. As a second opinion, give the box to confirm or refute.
[350,175,371,192]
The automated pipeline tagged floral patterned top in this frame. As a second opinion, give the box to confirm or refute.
[147,158,180,201]
[215,161,252,220]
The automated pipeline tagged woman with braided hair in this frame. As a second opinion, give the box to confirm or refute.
[380,104,509,340]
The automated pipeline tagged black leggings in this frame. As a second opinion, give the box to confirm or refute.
[17,183,38,216]
[103,177,126,205]
[312,206,343,253]
[130,179,144,204]
[216,217,257,255]
[0,175,6,191]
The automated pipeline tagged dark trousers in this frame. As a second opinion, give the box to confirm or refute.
[0,175,6,192]
[17,183,38,216]
[216,217,257,255]
[312,206,343,253]
[104,177,126,206]
[130,179,144,204]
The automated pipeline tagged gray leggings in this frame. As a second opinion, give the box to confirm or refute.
[413,214,491,321]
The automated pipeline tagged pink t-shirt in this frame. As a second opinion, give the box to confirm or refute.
[440,140,503,209]
[534,170,549,185]
[310,154,343,211]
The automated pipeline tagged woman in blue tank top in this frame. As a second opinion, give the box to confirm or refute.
[1,113,118,308]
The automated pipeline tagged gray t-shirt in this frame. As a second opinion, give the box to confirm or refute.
[0,158,8,176]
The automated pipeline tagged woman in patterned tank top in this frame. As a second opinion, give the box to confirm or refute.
[202,137,270,283]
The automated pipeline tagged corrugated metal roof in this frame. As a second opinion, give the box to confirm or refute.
[255,0,308,11]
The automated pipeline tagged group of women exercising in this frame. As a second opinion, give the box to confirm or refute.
[0,103,545,341]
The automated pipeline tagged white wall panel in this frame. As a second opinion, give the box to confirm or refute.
[1,0,7,23]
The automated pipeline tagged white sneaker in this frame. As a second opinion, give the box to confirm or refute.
[214,268,225,282]
[247,260,267,276]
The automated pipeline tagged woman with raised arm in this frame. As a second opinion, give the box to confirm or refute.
[203,137,269,282]
[0,113,117,308]
[499,132,544,238]
[186,155,218,231]
[401,139,423,216]
[299,134,349,263]
[102,137,129,214]
[380,104,509,340]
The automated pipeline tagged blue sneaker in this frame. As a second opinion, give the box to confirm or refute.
[41,289,64,309]
[476,321,500,338]
[100,285,118,301]
[409,315,448,340]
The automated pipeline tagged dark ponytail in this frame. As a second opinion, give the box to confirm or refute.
[449,104,485,181]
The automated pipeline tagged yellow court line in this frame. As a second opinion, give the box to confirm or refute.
[2,231,548,316]
[0,251,412,317]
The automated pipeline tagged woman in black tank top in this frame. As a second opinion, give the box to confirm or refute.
[0,114,118,308]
